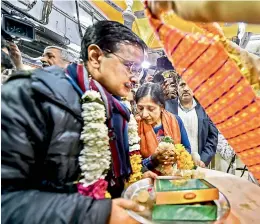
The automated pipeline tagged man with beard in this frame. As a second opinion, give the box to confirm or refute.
[167,77,218,167]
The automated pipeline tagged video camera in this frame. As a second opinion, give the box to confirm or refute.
[1,14,35,42]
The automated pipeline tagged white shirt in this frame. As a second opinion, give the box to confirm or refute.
[178,99,199,154]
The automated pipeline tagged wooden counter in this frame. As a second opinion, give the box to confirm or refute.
[198,168,260,224]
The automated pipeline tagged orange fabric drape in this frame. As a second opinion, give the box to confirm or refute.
[144,3,260,183]
[138,110,181,158]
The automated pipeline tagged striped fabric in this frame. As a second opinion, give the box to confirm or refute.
[145,5,260,182]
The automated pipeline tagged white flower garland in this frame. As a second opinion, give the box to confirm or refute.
[79,90,111,187]
[128,114,141,151]
[123,101,140,151]
[78,94,142,190]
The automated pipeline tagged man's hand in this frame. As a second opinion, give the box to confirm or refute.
[198,160,206,168]
[146,1,174,19]
[109,199,144,224]
[142,171,157,179]
[9,43,23,69]
[112,198,145,212]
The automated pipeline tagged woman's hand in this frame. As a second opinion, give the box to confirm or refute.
[153,148,176,165]
[142,171,158,179]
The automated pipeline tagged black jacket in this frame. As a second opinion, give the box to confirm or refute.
[165,99,218,165]
[1,66,111,224]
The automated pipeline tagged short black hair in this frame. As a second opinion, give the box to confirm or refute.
[176,74,182,84]
[135,82,165,107]
[81,20,147,61]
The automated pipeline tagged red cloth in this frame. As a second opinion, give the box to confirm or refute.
[77,179,108,199]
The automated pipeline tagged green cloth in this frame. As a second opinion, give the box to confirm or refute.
[152,204,217,221]
[156,179,210,192]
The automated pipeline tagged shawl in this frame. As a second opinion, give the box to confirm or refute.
[138,109,181,158]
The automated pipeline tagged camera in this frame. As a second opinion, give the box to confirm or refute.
[1,14,35,42]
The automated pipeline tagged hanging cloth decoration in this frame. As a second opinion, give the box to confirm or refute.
[144,2,260,183]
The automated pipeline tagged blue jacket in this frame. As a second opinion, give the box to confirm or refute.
[1,67,112,224]
[165,99,218,165]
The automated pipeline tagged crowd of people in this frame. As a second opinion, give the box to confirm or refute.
[1,1,259,223]
[138,70,233,171]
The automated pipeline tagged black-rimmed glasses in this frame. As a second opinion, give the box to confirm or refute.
[104,50,143,77]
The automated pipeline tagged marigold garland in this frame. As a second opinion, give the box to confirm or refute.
[105,191,111,198]
[128,153,143,184]
[156,137,194,175]
[175,144,194,170]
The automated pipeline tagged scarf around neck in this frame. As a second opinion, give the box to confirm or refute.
[66,63,132,180]
[138,109,181,158]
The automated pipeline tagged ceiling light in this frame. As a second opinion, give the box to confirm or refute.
[142,61,150,69]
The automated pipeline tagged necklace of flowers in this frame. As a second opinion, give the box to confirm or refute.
[122,100,143,186]
[77,89,111,199]
[77,91,142,199]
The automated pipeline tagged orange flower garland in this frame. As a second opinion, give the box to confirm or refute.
[128,153,143,185]
[175,144,194,170]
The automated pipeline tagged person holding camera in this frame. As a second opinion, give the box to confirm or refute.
[1,36,24,83]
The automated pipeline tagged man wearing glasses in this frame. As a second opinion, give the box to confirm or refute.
[2,21,151,224]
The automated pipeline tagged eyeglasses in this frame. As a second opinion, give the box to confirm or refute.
[104,50,143,76]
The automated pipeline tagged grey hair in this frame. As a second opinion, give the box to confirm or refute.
[44,46,75,63]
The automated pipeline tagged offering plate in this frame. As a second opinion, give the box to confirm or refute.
[122,178,230,224]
